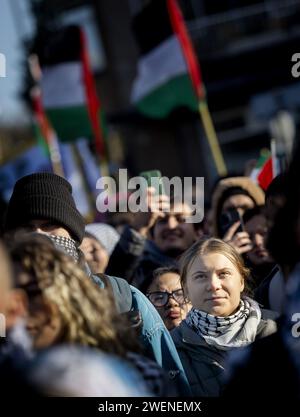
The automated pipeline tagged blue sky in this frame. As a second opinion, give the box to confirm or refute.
[0,0,34,124]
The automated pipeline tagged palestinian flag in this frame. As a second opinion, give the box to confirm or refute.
[257,157,274,190]
[35,26,105,156]
[250,149,275,190]
[130,0,198,118]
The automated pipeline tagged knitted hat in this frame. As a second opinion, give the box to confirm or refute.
[85,223,120,255]
[4,173,85,243]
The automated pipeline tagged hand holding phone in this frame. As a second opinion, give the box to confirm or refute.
[221,209,253,255]
[219,208,244,238]
[131,170,169,237]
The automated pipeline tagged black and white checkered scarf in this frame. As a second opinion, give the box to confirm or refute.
[185,297,261,350]
[48,234,79,262]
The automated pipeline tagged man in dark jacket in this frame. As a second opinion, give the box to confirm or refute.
[106,189,203,290]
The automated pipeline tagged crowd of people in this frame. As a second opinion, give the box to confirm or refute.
[1,142,300,400]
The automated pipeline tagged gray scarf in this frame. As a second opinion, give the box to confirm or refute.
[185,297,261,350]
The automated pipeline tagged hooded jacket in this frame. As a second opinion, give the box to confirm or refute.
[211,177,265,237]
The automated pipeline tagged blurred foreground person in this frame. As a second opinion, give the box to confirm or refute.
[264,173,287,230]
[223,145,300,404]
[172,238,277,396]
[3,173,190,393]
[11,235,137,353]
[254,175,287,312]
[28,346,151,397]
[0,242,27,339]
[0,241,35,394]
[145,266,191,331]
[0,237,149,397]
[11,235,178,396]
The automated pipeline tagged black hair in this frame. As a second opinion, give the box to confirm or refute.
[216,187,255,236]
[153,265,180,280]
[139,264,179,294]
[265,174,287,201]
[267,139,300,271]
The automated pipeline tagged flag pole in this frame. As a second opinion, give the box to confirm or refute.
[198,100,227,177]
[270,138,278,177]
[167,0,227,177]
[28,54,65,177]
[30,89,65,178]
[79,29,110,178]
[71,142,95,222]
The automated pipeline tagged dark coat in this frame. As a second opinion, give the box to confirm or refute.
[106,225,176,290]
[171,309,278,397]
[223,318,300,409]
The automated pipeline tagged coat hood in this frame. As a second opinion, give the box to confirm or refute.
[211,177,265,237]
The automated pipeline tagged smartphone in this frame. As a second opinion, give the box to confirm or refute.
[219,208,244,238]
[139,170,165,196]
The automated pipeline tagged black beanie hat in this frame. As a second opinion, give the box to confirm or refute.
[4,173,85,243]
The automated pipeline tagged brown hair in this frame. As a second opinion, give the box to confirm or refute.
[9,234,140,357]
[180,237,250,293]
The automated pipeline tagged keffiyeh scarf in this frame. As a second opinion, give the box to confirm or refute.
[185,297,262,350]
[48,234,79,262]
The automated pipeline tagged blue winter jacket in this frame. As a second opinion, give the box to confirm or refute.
[92,273,191,396]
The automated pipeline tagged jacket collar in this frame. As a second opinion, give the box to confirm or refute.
[177,321,208,346]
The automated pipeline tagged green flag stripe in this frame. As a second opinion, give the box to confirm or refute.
[136,74,198,118]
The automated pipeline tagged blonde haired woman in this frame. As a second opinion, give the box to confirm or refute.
[10,234,136,355]
[10,234,174,396]
[172,238,277,397]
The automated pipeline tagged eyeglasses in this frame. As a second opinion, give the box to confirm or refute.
[147,289,186,307]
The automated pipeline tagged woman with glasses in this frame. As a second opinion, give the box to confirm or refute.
[146,266,192,331]
[171,238,278,397]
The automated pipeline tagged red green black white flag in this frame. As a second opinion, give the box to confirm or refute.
[35,26,105,157]
[130,0,198,118]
